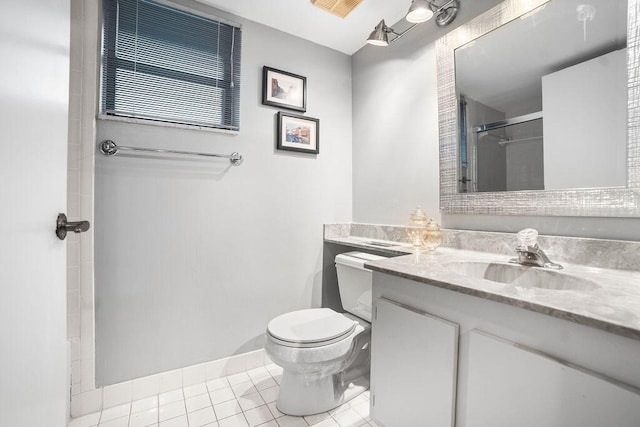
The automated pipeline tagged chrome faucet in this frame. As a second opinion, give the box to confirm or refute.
[509,228,563,269]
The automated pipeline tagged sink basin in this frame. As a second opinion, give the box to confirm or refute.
[442,261,600,291]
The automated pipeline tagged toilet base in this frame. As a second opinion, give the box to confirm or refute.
[266,313,372,416]
[276,370,369,416]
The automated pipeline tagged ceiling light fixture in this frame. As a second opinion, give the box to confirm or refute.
[366,0,459,46]
[366,20,398,47]
[406,0,434,23]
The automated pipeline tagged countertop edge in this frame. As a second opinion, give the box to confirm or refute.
[323,236,414,256]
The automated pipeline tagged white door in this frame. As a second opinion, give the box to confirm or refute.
[0,1,70,425]
[370,297,459,427]
[464,330,640,427]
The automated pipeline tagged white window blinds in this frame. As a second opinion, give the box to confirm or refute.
[101,0,242,130]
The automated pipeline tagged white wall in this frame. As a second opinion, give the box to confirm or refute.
[351,0,505,225]
[67,0,99,407]
[505,138,543,191]
[504,120,543,191]
[94,1,353,385]
[351,20,640,241]
[352,35,440,225]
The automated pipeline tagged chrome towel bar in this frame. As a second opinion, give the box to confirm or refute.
[99,140,244,166]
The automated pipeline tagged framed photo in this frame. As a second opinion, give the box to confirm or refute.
[263,66,307,112]
[277,112,319,154]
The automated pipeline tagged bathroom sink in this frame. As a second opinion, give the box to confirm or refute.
[441,261,600,291]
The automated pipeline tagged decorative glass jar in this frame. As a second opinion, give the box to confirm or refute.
[406,206,429,248]
[423,218,443,251]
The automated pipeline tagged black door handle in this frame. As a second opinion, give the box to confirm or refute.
[56,213,90,240]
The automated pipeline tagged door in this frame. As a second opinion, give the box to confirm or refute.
[0,0,70,425]
[370,297,459,427]
[464,330,640,427]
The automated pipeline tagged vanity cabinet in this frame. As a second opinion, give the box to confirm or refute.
[370,273,640,427]
[370,298,458,427]
[465,330,640,427]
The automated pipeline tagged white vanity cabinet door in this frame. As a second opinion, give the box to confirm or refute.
[370,297,459,427]
[464,330,640,427]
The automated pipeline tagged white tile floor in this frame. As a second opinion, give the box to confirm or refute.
[68,364,378,427]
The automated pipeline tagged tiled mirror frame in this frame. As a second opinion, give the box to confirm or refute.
[437,0,640,217]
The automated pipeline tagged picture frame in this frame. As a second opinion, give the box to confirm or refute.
[277,112,319,154]
[263,66,307,112]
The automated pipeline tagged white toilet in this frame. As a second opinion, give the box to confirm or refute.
[265,251,387,416]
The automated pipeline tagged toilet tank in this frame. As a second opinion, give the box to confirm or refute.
[335,251,388,322]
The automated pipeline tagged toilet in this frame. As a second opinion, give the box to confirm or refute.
[265,251,387,416]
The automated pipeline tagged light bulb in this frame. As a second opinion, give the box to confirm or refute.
[406,0,434,23]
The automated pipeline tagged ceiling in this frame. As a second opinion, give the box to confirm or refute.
[196,0,421,55]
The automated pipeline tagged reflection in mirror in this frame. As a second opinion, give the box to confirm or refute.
[455,0,627,193]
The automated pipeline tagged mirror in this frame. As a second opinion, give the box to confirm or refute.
[437,0,640,216]
[455,0,627,193]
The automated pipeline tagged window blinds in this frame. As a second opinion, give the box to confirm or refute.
[101,0,242,130]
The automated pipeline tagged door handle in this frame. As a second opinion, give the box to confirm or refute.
[56,213,90,240]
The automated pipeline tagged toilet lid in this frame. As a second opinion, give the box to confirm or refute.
[267,308,356,345]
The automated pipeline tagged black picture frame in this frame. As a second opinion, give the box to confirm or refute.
[262,66,307,112]
[277,111,319,154]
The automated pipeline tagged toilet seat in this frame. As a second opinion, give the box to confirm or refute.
[267,308,357,348]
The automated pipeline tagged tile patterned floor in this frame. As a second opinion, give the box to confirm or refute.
[68,364,378,427]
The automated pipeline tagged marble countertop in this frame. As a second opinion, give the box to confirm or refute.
[364,247,640,341]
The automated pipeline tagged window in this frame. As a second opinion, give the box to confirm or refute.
[101,0,242,131]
